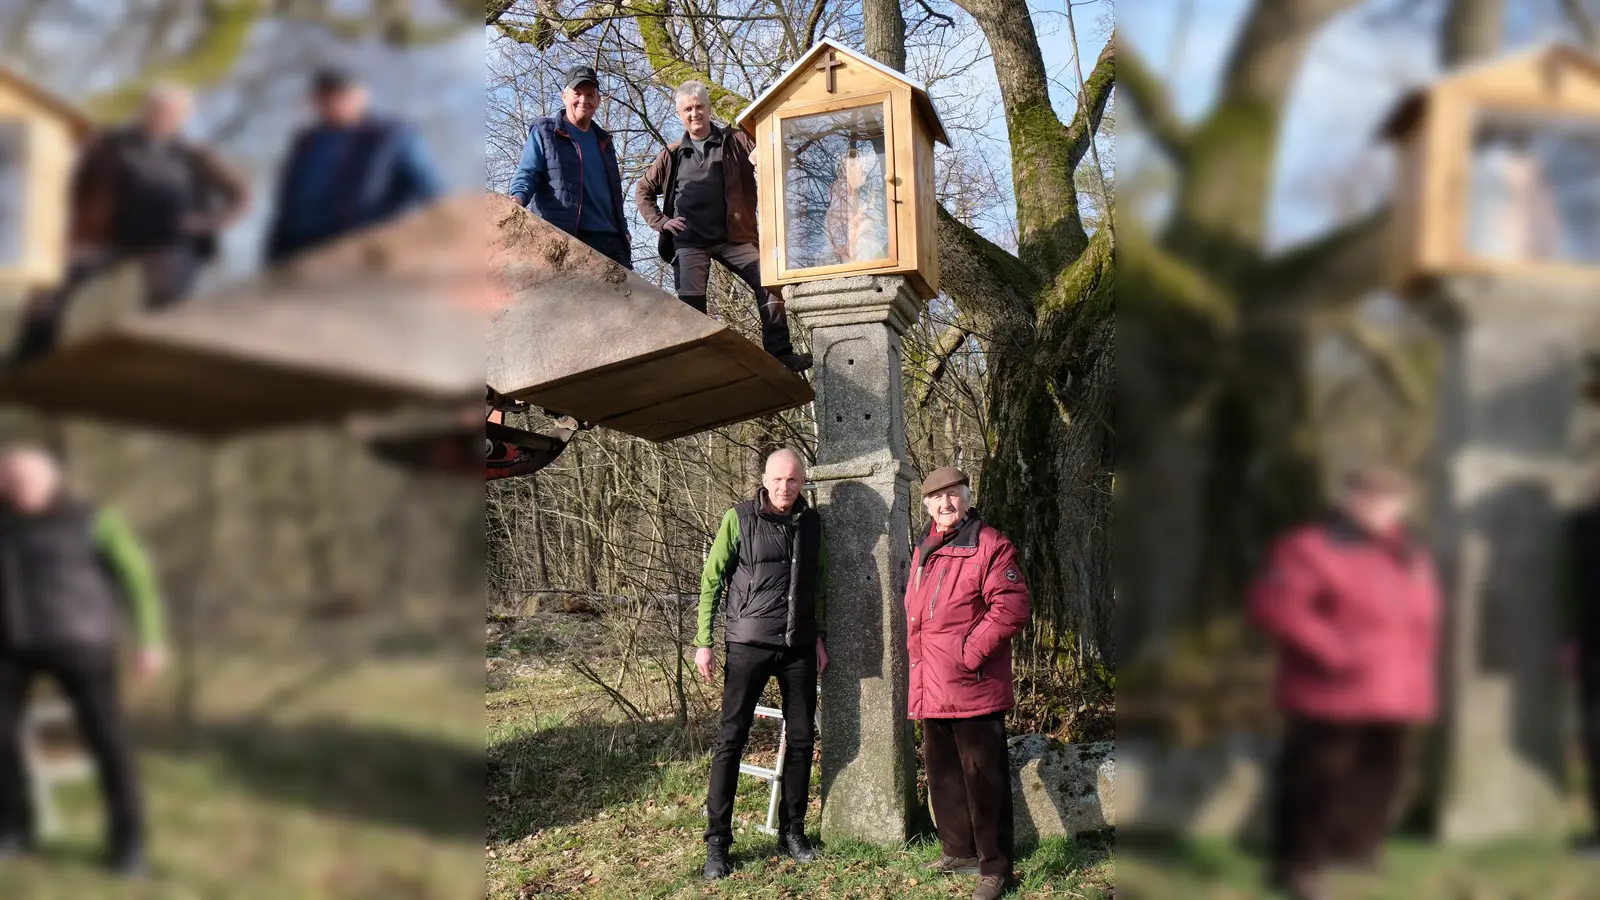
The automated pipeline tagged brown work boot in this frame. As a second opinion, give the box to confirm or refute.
[924,854,980,875]
[971,874,1011,900]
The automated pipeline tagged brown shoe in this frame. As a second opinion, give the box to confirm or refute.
[972,874,1010,900]
[1275,874,1330,900]
[924,854,980,875]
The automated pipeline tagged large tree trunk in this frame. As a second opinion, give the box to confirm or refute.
[862,0,906,71]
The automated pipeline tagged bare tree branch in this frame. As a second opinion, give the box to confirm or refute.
[912,0,956,29]
[1118,37,1189,161]
[1564,0,1600,51]
[916,318,974,408]
[1265,204,1390,314]
[1064,32,1115,202]
[1339,317,1428,410]
[950,0,1086,274]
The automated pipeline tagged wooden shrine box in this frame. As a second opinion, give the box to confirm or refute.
[734,38,949,301]
[1380,42,1600,293]
[0,67,94,291]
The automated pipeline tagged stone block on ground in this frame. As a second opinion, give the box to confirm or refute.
[1006,736,1114,843]
[1114,733,1273,842]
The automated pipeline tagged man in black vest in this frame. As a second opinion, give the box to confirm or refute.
[694,448,828,879]
[0,446,167,877]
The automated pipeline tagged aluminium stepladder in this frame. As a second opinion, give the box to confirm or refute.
[21,697,94,839]
[737,683,821,835]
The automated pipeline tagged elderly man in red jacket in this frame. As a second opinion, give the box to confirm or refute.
[1249,463,1442,900]
[904,466,1031,900]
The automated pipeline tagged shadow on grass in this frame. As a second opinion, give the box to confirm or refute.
[1115,832,1264,886]
[129,715,482,842]
[489,715,710,840]
[1024,828,1115,884]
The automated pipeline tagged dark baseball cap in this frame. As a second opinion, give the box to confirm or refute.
[564,64,600,91]
[312,65,358,93]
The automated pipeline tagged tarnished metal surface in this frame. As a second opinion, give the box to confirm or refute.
[486,193,813,442]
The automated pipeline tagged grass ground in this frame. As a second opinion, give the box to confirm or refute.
[0,642,483,900]
[486,613,1113,899]
[1117,834,1600,899]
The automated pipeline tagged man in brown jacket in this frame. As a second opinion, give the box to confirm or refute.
[6,82,250,368]
[635,81,809,372]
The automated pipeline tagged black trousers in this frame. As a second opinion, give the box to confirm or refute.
[0,646,145,855]
[1270,716,1407,885]
[11,246,202,367]
[705,641,816,844]
[672,242,793,356]
[576,229,634,271]
[1579,635,1600,837]
[924,711,1014,878]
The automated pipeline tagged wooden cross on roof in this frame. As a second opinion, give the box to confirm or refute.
[814,48,845,93]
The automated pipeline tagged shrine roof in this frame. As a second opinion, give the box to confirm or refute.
[734,37,949,145]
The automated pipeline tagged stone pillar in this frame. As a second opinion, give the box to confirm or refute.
[1422,275,1597,843]
[788,274,924,845]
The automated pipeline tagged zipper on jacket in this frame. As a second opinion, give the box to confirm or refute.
[573,132,584,228]
[928,566,948,619]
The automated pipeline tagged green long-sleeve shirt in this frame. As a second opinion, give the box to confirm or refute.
[695,507,828,648]
[92,507,166,649]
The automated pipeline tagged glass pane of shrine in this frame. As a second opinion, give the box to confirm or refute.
[1464,110,1600,266]
[0,122,24,268]
[780,103,890,270]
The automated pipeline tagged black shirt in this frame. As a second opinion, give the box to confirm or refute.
[672,126,728,248]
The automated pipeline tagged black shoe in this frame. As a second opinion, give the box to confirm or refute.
[773,352,813,373]
[0,833,34,861]
[703,840,731,880]
[779,829,816,863]
[925,854,980,875]
[107,850,149,879]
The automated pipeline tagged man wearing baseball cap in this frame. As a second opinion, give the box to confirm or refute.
[509,64,632,269]
[264,65,445,265]
[903,466,1030,900]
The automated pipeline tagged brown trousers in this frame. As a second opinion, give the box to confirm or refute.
[924,711,1014,879]
[1270,716,1408,884]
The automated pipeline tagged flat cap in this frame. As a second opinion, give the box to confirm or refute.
[1339,461,1411,495]
[918,466,969,497]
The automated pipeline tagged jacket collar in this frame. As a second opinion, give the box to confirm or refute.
[917,508,984,550]
[755,486,808,522]
[670,122,724,154]
[553,109,609,143]
[1323,508,1418,560]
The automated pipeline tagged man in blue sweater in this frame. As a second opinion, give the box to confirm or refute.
[508,65,632,270]
[264,67,445,265]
